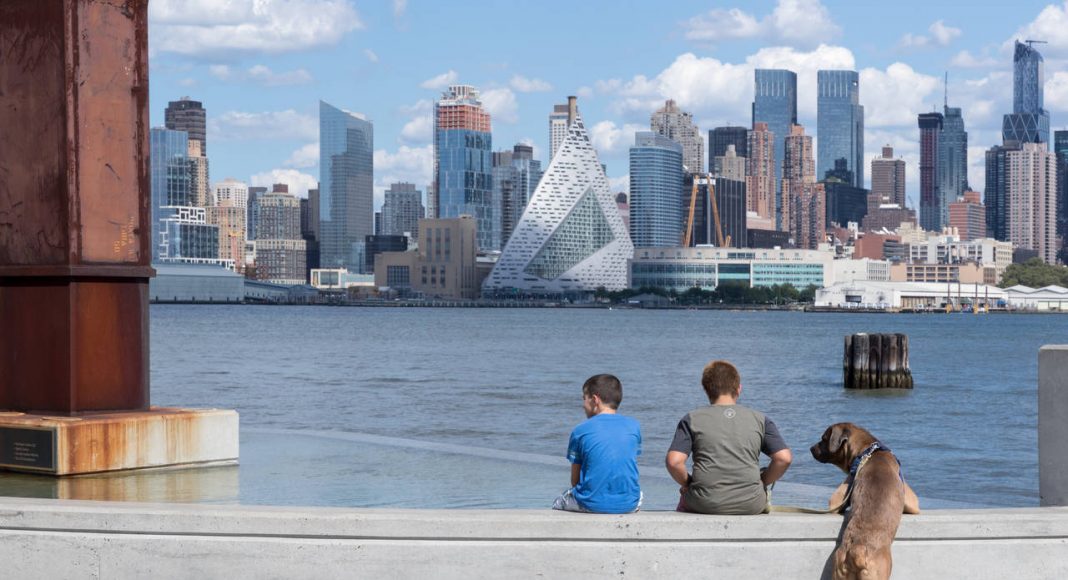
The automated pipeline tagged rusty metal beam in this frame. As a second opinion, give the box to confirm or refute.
[0,0,152,414]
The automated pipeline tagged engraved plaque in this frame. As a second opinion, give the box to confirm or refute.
[0,426,57,472]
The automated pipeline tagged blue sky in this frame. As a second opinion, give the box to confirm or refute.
[148,0,1068,211]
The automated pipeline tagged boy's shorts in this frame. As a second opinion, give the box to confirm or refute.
[552,488,643,513]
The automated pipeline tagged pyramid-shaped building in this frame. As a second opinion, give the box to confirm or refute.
[483,107,633,294]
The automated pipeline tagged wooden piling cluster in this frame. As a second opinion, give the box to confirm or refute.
[843,333,913,389]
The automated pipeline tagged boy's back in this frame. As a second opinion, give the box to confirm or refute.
[568,413,642,513]
[671,404,775,515]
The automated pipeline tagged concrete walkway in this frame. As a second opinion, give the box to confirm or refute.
[1,497,1066,578]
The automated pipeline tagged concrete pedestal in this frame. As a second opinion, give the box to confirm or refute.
[1040,345,1068,506]
[0,408,238,476]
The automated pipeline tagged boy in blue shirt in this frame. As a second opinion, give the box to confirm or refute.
[552,374,642,513]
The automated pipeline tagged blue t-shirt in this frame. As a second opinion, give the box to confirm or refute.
[566,413,642,513]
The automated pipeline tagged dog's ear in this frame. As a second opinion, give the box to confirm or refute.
[829,424,852,455]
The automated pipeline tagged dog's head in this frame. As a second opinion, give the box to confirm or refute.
[810,422,876,473]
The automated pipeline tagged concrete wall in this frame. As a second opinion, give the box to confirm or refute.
[1041,345,1068,506]
[2,497,1066,579]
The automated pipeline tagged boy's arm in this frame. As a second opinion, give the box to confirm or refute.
[666,450,690,489]
[570,463,581,487]
[761,448,792,487]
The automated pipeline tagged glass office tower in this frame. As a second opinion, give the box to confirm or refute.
[319,100,374,271]
[939,106,969,227]
[752,69,797,230]
[630,132,684,247]
[1003,40,1050,146]
[816,70,864,189]
[435,85,495,250]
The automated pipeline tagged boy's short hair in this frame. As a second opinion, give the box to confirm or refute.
[583,374,623,409]
[701,360,740,400]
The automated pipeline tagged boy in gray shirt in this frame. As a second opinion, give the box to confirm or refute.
[665,360,793,515]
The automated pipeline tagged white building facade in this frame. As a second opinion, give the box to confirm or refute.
[483,109,633,294]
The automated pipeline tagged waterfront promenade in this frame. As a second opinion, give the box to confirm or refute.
[2,497,1066,578]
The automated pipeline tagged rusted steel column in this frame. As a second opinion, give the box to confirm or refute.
[0,0,152,414]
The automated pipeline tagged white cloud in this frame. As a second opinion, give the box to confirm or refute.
[608,175,630,194]
[178,78,198,87]
[899,20,961,48]
[399,116,433,144]
[930,21,962,46]
[209,64,231,80]
[481,88,519,124]
[150,0,363,57]
[400,99,433,115]
[284,143,320,169]
[576,86,594,99]
[1009,1,1068,58]
[510,75,553,93]
[364,49,379,63]
[860,63,940,127]
[950,50,999,69]
[210,109,318,141]
[249,169,319,199]
[589,121,646,155]
[209,64,312,86]
[374,145,433,207]
[683,0,839,49]
[246,65,313,86]
[1045,71,1068,112]
[596,45,854,122]
[421,70,458,90]
[393,0,408,18]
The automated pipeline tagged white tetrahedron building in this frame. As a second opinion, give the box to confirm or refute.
[483,107,633,293]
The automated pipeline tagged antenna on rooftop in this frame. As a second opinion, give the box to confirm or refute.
[944,71,948,109]
[1025,39,1048,48]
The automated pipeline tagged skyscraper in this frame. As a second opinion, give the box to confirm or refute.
[1055,130,1068,258]
[821,159,869,228]
[985,142,1022,241]
[781,124,824,249]
[1007,142,1058,263]
[165,97,206,152]
[816,70,864,188]
[493,143,543,247]
[484,101,632,293]
[712,144,746,182]
[871,146,906,207]
[246,186,267,242]
[255,185,306,284]
[752,69,798,229]
[549,102,570,162]
[630,132,685,247]
[213,178,248,210]
[918,112,944,231]
[939,105,969,226]
[650,99,704,173]
[1003,40,1050,146]
[709,126,749,163]
[149,127,219,263]
[319,100,373,272]
[166,98,210,208]
[381,182,425,239]
[435,85,494,250]
[948,190,986,242]
[746,122,775,220]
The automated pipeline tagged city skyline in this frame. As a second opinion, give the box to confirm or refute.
[147,0,1068,214]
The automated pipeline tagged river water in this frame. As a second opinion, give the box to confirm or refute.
[2,306,1063,509]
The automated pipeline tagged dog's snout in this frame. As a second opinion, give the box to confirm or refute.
[810,443,822,460]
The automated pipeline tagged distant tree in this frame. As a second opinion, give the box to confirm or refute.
[999,258,1068,288]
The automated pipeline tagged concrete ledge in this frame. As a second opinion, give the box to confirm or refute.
[1,498,1066,579]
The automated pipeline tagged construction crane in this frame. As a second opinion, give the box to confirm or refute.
[682,174,728,248]
[1025,39,1048,47]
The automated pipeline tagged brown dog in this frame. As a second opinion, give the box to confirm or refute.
[810,423,920,580]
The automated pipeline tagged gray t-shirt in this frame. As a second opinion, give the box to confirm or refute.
[669,404,788,515]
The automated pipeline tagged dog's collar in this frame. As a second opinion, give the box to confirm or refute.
[849,441,887,476]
